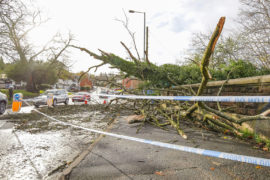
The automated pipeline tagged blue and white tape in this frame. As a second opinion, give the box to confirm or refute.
[96,94,270,103]
[30,106,270,167]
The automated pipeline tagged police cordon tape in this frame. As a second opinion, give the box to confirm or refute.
[22,100,270,167]
[95,94,270,103]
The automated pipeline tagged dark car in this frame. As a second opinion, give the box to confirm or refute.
[34,89,69,107]
[0,92,8,114]
[72,92,91,102]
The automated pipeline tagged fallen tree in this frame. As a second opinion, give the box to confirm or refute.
[71,17,270,149]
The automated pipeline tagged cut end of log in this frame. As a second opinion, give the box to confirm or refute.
[126,115,145,124]
[182,134,188,139]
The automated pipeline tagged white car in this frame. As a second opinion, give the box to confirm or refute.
[34,89,69,107]
[0,92,7,114]
[99,90,109,99]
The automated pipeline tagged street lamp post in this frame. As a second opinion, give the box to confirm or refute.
[129,10,146,60]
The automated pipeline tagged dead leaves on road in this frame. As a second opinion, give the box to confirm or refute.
[155,171,165,176]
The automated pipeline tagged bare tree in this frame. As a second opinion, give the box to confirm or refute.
[0,0,44,62]
[238,0,270,67]
[0,0,73,91]
[187,1,270,69]
[187,31,248,70]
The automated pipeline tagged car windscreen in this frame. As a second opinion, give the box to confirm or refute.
[75,92,88,95]
[44,90,58,95]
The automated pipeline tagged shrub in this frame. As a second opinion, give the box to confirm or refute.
[39,84,51,90]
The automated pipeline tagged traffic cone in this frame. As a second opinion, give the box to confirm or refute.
[85,99,87,104]
[103,100,106,104]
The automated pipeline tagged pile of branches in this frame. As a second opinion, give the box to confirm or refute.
[70,17,270,147]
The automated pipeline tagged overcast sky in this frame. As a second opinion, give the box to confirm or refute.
[30,0,240,74]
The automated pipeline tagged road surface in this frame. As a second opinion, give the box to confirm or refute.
[68,116,270,180]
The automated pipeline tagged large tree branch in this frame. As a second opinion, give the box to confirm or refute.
[120,41,139,65]
[185,17,225,116]
[197,17,225,96]
[77,62,106,82]
[115,10,141,60]
[70,45,103,60]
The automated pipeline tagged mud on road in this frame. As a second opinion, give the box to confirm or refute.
[0,104,132,180]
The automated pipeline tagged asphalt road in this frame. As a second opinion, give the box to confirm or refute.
[68,116,270,180]
[0,105,111,180]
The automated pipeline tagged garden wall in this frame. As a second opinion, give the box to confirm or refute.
[174,75,270,138]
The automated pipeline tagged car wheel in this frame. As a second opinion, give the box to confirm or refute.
[0,101,6,114]
[53,99,57,107]
[64,98,69,105]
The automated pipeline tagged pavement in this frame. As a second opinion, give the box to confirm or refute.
[63,116,270,180]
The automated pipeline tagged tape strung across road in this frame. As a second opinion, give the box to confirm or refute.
[23,100,270,167]
[95,94,270,103]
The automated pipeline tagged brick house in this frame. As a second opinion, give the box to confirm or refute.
[80,77,93,89]
[122,77,142,89]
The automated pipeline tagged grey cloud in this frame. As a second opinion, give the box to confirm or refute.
[171,16,190,33]
[184,1,208,11]
[157,21,169,28]
[151,12,166,20]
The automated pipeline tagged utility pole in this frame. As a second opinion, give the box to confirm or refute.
[145,26,149,64]
[129,10,146,61]
[143,12,146,61]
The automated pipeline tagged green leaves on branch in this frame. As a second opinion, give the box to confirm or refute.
[72,45,203,88]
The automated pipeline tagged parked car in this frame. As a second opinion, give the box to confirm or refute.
[99,90,109,99]
[72,92,91,102]
[0,92,7,114]
[34,89,69,108]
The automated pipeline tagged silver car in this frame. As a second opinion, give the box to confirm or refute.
[34,89,69,108]
[0,92,8,114]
